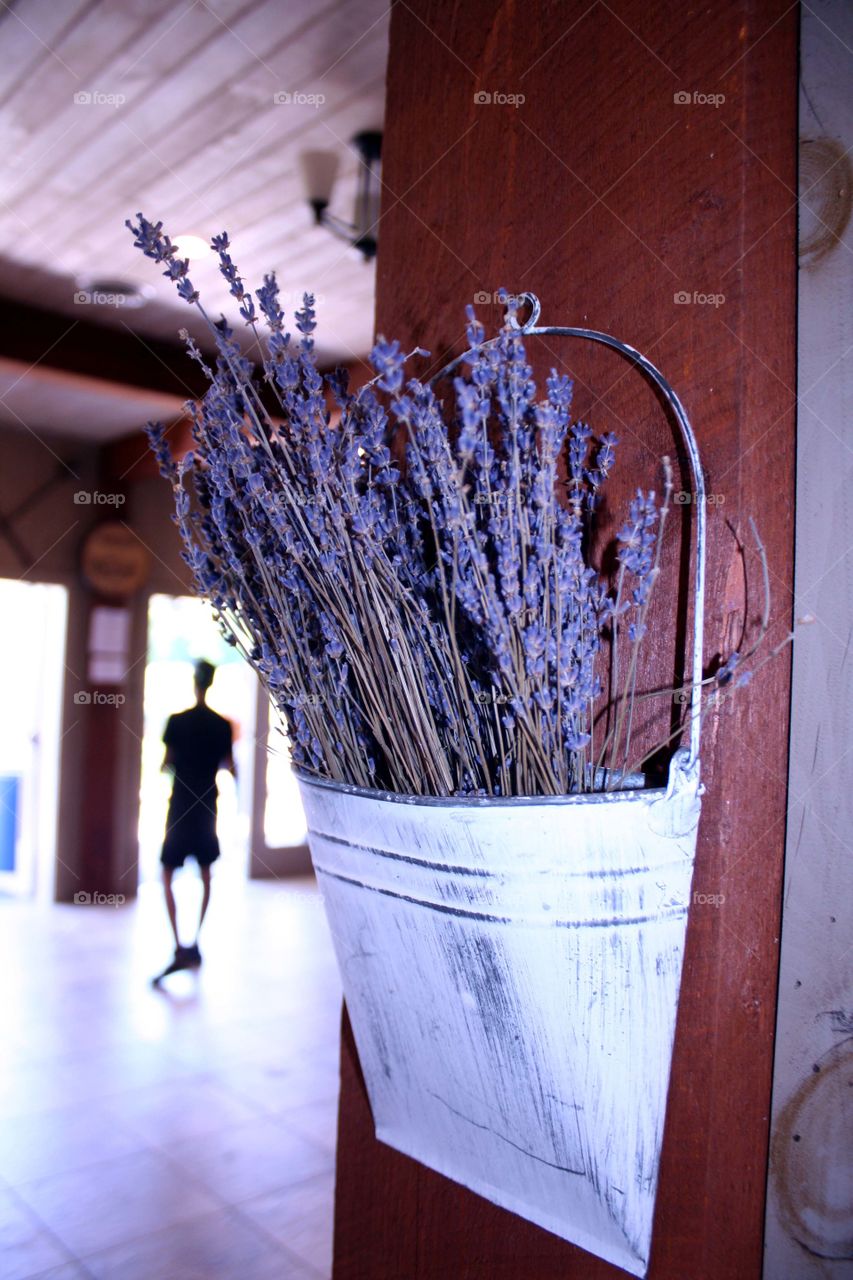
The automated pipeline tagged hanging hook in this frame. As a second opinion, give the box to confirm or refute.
[503,291,541,332]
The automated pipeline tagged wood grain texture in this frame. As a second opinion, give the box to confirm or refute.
[334,1,797,1277]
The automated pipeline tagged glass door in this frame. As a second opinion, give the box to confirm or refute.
[0,579,68,899]
[138,593,259,883]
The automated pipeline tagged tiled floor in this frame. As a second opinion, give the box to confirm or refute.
[0,872,342,1279]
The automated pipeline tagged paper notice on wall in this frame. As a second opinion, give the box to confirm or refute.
[87,606,132,684]
[88,606,131,655]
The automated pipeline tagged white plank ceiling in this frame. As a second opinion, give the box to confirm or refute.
[0,0,389,439]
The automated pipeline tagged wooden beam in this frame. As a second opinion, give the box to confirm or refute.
[333,2,798,1278]
[0,354,189,417]
[0,298,211,400]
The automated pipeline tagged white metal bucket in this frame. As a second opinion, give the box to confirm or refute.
[298,749,701,1277]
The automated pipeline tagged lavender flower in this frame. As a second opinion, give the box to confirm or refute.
[129,214,691,797]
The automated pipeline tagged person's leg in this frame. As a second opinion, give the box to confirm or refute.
[198,864,212,938]
[162,866,181,949]
[152,865,195,983]
[183,863,212,968]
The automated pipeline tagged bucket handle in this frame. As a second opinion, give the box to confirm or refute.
[431,292,705,769]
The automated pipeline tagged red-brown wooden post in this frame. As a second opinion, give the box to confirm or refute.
[333,2,797,1277]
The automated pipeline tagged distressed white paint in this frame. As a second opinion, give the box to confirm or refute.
[299,752,701,1277]
[764,3,853,1274]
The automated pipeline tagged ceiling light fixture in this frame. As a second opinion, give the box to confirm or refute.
[300,130,382,263]
[172,234,212,262]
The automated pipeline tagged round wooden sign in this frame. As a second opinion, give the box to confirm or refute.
[80,520,150,599]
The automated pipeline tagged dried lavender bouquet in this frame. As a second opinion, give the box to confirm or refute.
[128,214,734,798]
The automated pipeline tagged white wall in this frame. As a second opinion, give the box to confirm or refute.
[764,2,853,1274]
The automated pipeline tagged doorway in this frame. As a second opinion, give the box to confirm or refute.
[137,593,258,884]
[0,578,68,900]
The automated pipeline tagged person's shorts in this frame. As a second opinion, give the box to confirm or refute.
[160,831,221,869]
[161,794,220,869]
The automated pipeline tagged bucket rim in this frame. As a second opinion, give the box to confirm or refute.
[294,769,667,809]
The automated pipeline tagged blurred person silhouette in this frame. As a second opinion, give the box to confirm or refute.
[152,659,236,985]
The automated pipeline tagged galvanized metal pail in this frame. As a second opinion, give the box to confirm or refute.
[298,315,707,1277]
[299,750,700,1276]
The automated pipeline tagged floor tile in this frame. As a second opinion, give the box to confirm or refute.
[0,1102,146,1187]
[238,1170,336,1278]
[81,1207,314,1280]
[14,1148,220,1258]
[212,1054,340,1116]
[101,1075,262,1145]
[19,1266,91,1280]
[0,1043,196,1122]
[0,1186,74,1280]
[4,878,339,1278]
[278,1097,339,1153]
[160,1116,333,1204]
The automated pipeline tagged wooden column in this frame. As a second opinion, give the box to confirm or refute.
[75,449,134,900]
[333,2,797,1277]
